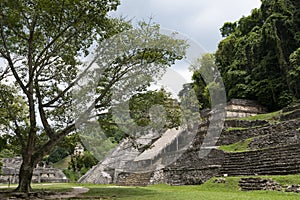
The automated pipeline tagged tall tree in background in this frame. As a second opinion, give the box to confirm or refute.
[0,0,186,192]
[99,89,182,143]
[215,0,300,110]
[128,89,181,129]
[191,53,215,109]
[190,53,224,109]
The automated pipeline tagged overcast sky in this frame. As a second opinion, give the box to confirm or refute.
[111,0,262,52]
[110,0,262,84]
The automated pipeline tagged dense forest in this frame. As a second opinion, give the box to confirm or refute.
[193,0,300,111]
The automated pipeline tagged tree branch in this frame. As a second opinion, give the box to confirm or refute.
[42,51,98,107]
[34,78,55,139]
[0,23,29,96]
[34,10,87,70]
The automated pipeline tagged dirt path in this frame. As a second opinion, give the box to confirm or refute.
[45,186,90,199]
[0,186,90,199]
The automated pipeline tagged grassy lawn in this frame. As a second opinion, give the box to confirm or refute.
[1,175,300,199]
[219,138,253,152]
[79,177,300,200]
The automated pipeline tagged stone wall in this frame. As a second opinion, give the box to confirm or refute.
[117,172,152,186]
[249,129,300,150]
[161,149,225,185]
[217,120,300,146]
[224,119,269,128]
[239,178,282,191]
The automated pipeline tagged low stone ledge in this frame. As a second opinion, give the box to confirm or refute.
[239,178,282,191]
[280,109,300,121]
[285,185,300,193]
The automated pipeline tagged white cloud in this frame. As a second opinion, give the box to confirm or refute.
[110,0,262,84]
[112,0,261,51]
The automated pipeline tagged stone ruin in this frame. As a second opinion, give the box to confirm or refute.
[239,177,300,193]
[225,99,267,118]
[0,157,69,184]
[79,99,300,187]
[239,177,282,191]
[79,127,197,185]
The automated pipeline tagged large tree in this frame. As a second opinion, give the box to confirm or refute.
[215,0,300,110]
[0,0,186,192]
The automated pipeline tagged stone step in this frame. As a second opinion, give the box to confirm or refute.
[223,154,300,163]
[280,109,300,121]
[222,154,300,163]
[224,119,269,128]
[221,164,300,172]
[221,165,300,176]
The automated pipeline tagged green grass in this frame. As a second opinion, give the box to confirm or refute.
[225,127,249,132]
[231,110,282,122]
[80,184,300,200]
[1,175,300,199]
[80,175,300,200]
[219,138,253,152]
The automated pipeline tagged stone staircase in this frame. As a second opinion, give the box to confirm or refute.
[163,149,225,185]
[220,143,300,176]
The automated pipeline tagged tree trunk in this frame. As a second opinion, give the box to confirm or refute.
[15,156,35,193]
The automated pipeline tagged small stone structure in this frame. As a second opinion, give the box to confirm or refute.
[74,143,84,155]
[225,99,267,118]
[0,157,69,184]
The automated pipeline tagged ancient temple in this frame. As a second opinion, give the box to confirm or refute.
[79,100,300,186]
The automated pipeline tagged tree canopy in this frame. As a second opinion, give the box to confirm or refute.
[0,0,187,192]
[215,0,300,110]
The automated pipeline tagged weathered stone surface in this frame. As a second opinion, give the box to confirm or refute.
[79,127,196,185]
[117,172,152,186]
[162,148,225,185]
[280,109,300,121]
[217,120,300,146]
[285,185,300,193]
[78,163,113,184]
[78,138,141,184]
[224,119,269,128]
[220,143,300,176]
[239,178,282,191]
[226,99,267,118]
[249,129,300,150]
[149,169,165,184]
